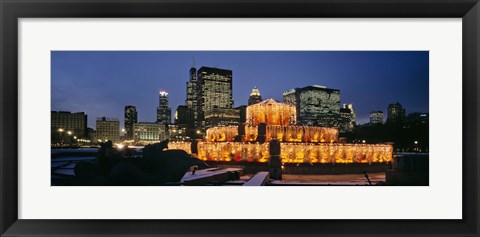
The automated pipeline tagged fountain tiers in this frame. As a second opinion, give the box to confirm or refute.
[246,98,296,126]
[168,141,393,164]
[170,98,393,164]
[207,125,339,143]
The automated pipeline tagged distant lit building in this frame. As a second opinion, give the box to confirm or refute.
[283,85,340,127]
[51,111,87,137]
[387,102,406,124]
[248,87,262,105]
[370,111,384,125]
[186,64,198,130]
[339,104,356,132]
[345,104,356,125]
[168,124,188,141]
[204,107,240,129]
[197,66,234,131]
[156,90,172,125]
[96,117,120,142]
[133,122,167,143]
[124,105,137,140]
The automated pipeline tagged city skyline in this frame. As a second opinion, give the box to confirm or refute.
[51,51,429,128]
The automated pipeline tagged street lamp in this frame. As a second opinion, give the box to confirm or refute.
[55,128,65,147]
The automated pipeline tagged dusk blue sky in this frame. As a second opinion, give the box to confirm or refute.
[51,51,429,128]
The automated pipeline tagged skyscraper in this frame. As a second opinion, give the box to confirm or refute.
[185,63,199,138]
[186,65,198,128]
[124,105,137,140]
[197,66,235,130]
[387,102,406,124]
[248,87,262,105]
[156,90,172,125]
[283,85,340,127]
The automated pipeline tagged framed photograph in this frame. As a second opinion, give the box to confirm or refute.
[1,0,479,236]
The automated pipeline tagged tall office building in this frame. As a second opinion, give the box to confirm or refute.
[248,87,262,105]
[387,102,406,124]
[96,117,120,142]
[370,111,384,125]
[186,65,198,128]
[51,111,87,137]
[124,105,137,140]
[197,66,235,130]
[156,90,172,125]
[283,85,341,127]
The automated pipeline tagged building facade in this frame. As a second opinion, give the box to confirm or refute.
[339,104,356,132]
[370,111,384,125]
[51,111,87,137]
[168,124,188,141]
[204,107,240,129]
[248,87,262,105]
[133,122,167,143]
[387,102,406,124]
[339,104,357,132]
[156,90,172,125]
[344,104,356,126]
[186,66,198,129]
[124,105,137,140]
[283,85,341,127]
[197,66,234,130]
[96,117,120,142]
[174,105,189,125]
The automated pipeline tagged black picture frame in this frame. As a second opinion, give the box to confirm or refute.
[1,0,479,236]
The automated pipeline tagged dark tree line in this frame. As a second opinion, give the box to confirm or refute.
[342,113,429,152]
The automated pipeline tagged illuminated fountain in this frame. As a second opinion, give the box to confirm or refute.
[169,98,393,164]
